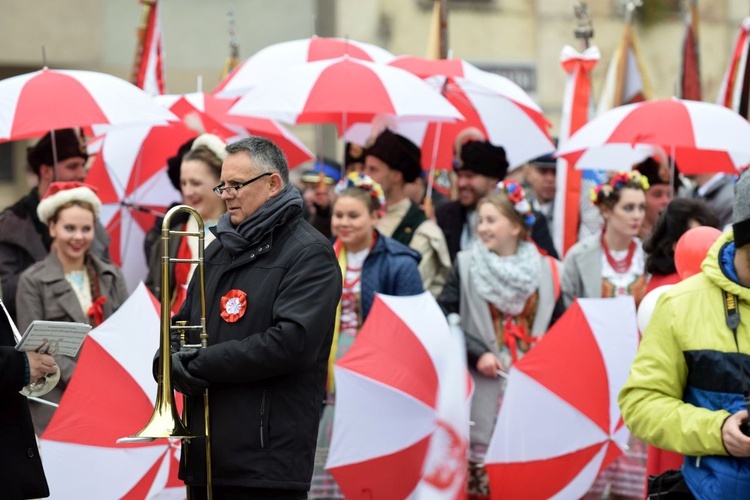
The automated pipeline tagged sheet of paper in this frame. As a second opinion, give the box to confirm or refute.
[15,320,91,357]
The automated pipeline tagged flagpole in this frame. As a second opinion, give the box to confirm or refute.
[130,0,156,87]
[552,2,598,257]
[220,7,240,80]
[423,0,449,219]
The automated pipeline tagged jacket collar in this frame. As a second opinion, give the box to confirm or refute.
[703,230,750,303]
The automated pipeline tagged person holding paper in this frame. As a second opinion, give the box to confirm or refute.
[15,182,128,434]
[1,313,56,499]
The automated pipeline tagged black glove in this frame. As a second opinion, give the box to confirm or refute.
[172,349,209,397]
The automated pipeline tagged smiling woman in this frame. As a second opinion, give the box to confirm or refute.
[310,172,422,499]
[15,181,128,435]
[145,133,228,315]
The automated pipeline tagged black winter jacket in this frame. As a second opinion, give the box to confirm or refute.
[0,313,49,499]
[174,209,341,491]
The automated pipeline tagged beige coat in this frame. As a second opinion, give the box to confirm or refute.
[15,251,128,433]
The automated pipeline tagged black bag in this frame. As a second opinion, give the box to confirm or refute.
[647,469,694,499]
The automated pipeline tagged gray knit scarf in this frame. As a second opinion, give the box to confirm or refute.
[469,240,541,316]
[214,184,303,256]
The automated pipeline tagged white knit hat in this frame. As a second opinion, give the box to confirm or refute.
[37,182,102,224]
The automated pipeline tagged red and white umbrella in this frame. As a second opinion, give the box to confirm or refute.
[326,292,472,499]
[229,56,463,132]
[557,98,750,174]
[40,283,185,499]
[214,36,395,97]
[155,92,314,168]
[0,68,176,142]
[484,297,639,499]
[86,124,191,292]
[343,57,554,171]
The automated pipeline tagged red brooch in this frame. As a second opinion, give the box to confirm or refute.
[220,289,247,323]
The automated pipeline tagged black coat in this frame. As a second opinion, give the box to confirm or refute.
[0,314,49,499]
[174,209,341,491]
[435,200,558,262]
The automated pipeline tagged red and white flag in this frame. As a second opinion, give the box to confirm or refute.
[680,2,702,101]
[553,46,599,257]
[597,22,652,113]
[132,0,165,96]
[717,17,750,118]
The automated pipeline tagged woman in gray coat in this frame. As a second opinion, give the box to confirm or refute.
[438,181,564,497]
[16,182,128,434]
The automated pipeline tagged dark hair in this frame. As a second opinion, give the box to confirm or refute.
[183,146,222,180]
[225,136,289,185]
[644,198,721,275]
[334,186,382,214]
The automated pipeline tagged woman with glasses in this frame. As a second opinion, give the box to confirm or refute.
[146,134,227,314]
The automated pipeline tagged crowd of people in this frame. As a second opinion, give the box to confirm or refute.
[1,124,748,500]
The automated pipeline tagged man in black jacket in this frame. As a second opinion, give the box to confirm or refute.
[0,310,56,499]
[170,136,341,499]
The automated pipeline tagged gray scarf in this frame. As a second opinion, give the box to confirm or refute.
[469,240,541,316]
[214,184,303,256]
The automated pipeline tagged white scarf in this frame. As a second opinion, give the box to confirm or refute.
[469,240,541,316]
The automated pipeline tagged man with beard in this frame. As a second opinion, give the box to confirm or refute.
[436,137,557,262]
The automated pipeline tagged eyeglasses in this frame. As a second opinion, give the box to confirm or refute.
[213,172,272,197]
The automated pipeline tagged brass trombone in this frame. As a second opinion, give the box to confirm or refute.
[118,205,212,499]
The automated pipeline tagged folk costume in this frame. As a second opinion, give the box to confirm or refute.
[15,183,128,434]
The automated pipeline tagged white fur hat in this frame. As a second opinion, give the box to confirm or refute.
[37,182,102,224]
[191,133,227,162]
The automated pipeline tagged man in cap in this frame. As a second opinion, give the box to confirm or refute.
[364,129,451,298]
[525,152,557,237]
[299,157,342,239]
[0,128,110,320]
[633,156,685,241]
[436,136,558,261]
[619,170,750,498]
[688,172,734,229]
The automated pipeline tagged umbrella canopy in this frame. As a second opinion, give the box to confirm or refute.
[86,124,190,292]
[39,283,185,499]
[343,57,554,171]
[0,68,177,142]
[214,36,396,97]
[557,98,750,174]
[485,297,639,500]
[155,92,314,168]
[229,56,463,133]
[326,292,472,499]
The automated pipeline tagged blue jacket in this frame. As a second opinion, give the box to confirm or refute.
[360,232,423,320]
[620,230,750,499]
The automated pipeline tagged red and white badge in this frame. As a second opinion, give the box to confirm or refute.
[220,289,247,323]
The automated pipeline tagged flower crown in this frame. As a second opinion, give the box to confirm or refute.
[590,171,650,206]
[494,181,536,228]
[335,172,386,209]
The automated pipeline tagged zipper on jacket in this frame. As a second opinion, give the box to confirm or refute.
[260,389,267,448]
